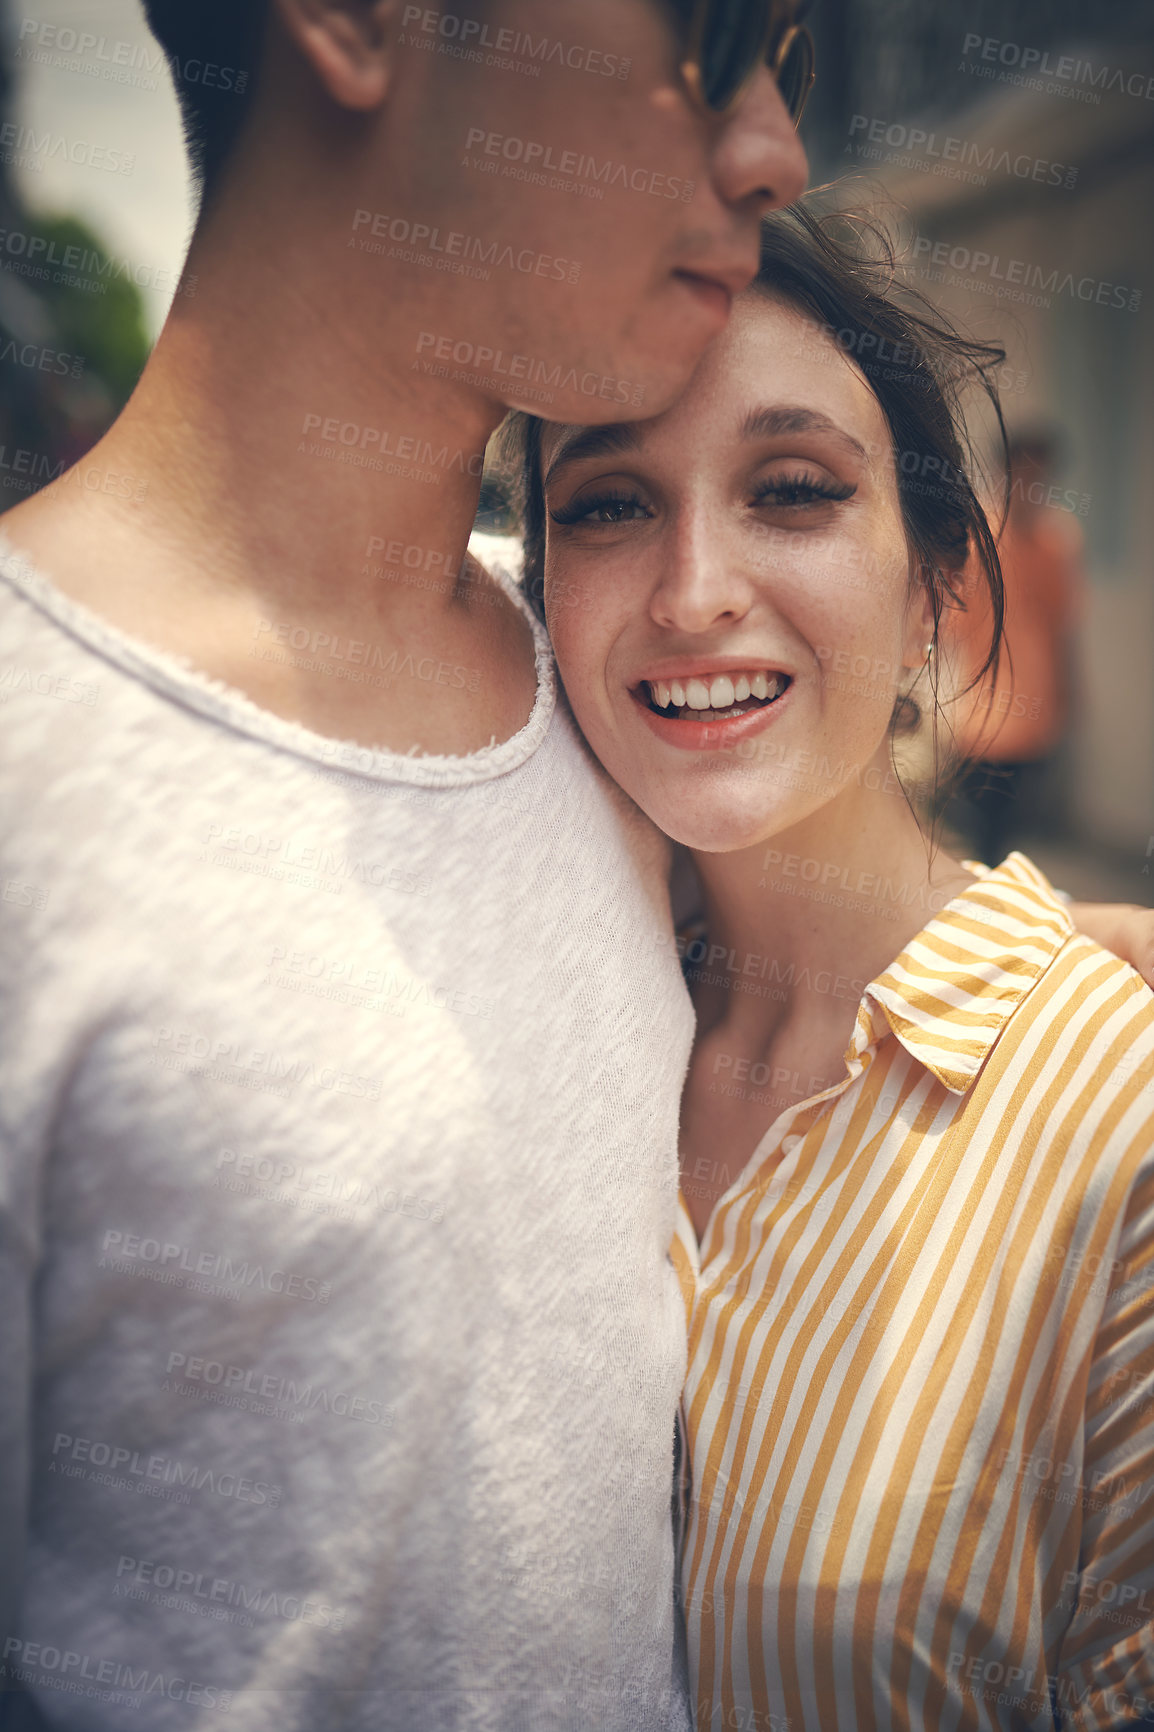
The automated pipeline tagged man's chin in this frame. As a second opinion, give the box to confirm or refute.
[519,360,697,429]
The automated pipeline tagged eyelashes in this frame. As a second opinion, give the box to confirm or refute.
[548,472,857,529]
[549,489,649,527]
[750,474,856,508]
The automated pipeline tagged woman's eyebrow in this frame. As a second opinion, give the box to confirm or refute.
[543,422,642,488]
[741,404,868,461]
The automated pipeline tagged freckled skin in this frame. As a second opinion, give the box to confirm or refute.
[542,295,932,854]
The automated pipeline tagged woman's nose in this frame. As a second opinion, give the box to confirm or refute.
[648,516,757,635]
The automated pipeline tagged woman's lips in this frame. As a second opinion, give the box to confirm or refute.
[630,678,794,753]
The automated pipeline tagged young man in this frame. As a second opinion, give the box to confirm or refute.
[0,2,809,1727]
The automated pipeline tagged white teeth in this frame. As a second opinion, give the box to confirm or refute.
[646,669,788,713]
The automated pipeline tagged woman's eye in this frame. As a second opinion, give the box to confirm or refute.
[752,473,856,509]
[549,492,651,527]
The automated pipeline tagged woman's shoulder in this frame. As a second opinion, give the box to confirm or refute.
[999,853,1154,1058]
[895,852,1154,1113]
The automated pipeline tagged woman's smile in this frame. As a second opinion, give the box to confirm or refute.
[630,664,795,750]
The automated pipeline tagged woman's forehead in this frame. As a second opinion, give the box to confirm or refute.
[689,295,883,427]
[540,296,886,476]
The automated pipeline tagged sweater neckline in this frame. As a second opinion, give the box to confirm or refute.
[0,531,555,789]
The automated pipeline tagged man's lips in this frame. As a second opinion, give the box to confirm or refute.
[673,271,733,320]
[673,249,758,308]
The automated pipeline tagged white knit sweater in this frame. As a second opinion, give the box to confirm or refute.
[0,536,695,1731]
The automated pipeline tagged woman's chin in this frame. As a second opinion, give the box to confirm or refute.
[643,806,775,856]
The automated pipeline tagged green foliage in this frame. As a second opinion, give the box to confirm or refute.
[29,213,151,405]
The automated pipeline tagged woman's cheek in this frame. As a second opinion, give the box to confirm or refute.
[546,572,602,707]
[545,564,597,628]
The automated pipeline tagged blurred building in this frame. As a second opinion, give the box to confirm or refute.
[800,0,1154,879]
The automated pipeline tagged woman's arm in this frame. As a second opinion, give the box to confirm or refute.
[1069,904,1154,990]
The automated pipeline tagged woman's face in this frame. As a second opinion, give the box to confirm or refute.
[541,293,934,852]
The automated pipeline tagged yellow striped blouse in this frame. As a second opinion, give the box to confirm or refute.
[672,853,1154,1732]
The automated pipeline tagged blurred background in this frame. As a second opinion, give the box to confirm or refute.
[1,0,1151,899]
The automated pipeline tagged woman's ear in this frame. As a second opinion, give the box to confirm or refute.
[271,0,398,110]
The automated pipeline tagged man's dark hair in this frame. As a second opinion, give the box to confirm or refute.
[143,0,271,201]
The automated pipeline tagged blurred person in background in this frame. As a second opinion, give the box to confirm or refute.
[943,427,1086,865]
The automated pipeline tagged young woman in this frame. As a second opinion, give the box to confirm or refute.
[508,207,1154,1728]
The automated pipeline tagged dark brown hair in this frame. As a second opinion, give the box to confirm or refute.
[500,198,1008,772]
[143,0,270,202]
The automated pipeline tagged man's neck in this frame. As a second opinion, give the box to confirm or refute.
[2,192,539,756]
